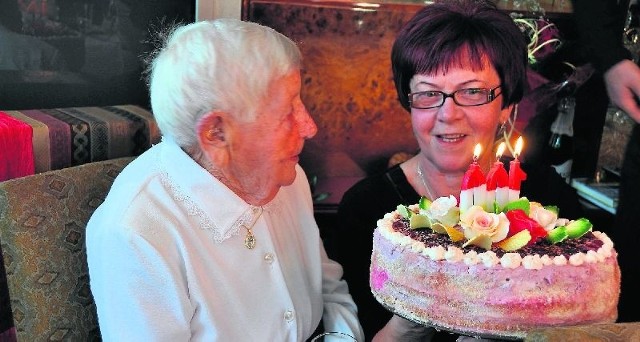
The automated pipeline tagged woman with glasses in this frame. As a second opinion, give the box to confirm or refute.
[333,1,583,340]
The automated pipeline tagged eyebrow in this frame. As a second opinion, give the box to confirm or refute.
[412,79,493,89]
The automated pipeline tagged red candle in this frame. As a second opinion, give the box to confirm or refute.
[486,142,509,210]
[508,137,527,202]
[460,144,486,213]
[486,143,509,190]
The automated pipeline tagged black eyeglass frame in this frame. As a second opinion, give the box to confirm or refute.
[408,85,503,109]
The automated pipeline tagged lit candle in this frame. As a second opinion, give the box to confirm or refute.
[460,143,486,214]
[485,142,509,211]
[508,137,527,202]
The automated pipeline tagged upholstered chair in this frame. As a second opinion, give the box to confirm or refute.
[0,157,133,341]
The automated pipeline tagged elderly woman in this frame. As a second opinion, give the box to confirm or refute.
[334,1,583,341]
[86,19,364,341]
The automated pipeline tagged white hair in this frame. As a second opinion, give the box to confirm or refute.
[148,19,302,148]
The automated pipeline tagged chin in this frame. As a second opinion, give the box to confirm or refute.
[278,168,298,187]
[435,160,469,174]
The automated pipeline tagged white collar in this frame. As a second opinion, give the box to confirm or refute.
[153,140,279,243]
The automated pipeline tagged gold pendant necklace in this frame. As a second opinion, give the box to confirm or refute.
[243,224,256,249]
[241,206,263,249]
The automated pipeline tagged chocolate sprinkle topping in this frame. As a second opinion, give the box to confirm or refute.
[391,219,604,259]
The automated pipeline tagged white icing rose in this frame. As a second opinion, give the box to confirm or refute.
[479,251,499,267]
[409,240,424,252]
[569,253,585,266]
[445,246,464,263]
[599,245,613,258]
[540,254,553,266]
[463,250,480,265]
[425,195,460,227]
[529,202,558,231]
[593,249,606,262]
[552,255,567,265]
[522,254,543,270]
[585,250,599,263]
[460,205,509,243]
[500,253,522,269]
[425,246,446,260]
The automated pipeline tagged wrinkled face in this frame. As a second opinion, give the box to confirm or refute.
[409,59,511,174]
[229,70,317,198]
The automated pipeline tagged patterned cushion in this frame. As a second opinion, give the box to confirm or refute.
[0,157,133,341]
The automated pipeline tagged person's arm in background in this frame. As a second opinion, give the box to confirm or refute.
[572,0,640,325]
[571,0,640,122]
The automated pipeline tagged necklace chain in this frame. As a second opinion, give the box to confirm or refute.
[242,206,263,249]
[416,162,435,200]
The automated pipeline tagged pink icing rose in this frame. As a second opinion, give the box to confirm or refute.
[529,202,558,231]
[460,205,509,243]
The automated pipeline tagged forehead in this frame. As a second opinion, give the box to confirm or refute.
[254,70,301,119]
[410,61,499,88]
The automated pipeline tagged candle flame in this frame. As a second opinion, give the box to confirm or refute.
[514,136,524,158]
[473,143,482,161]
[496,142,506,159]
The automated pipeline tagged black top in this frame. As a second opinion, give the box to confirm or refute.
[333,160,583,341]
[571,0,631,73]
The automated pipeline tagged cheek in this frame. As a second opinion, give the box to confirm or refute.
[411,111,435,134]
[468,113,500,135]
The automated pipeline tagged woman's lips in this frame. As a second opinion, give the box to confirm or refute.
[435,133,466,143]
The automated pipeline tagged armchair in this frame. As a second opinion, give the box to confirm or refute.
[0,157,133,341]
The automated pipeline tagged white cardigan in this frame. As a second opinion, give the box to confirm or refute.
[87,140,363,341]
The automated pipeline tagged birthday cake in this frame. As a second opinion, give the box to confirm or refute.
[370,143,620,339]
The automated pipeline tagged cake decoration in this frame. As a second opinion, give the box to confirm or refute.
[507,137,528,201]
[405,136,592,251]
[370,137,620,339]
[485,142,510,210]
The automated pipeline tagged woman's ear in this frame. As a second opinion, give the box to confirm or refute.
[197,112,227,148]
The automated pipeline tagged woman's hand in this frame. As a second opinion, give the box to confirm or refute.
[604,59,640,123]
[372,315,436,342]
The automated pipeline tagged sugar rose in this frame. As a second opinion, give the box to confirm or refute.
[505,209,547,244]
[529,202,558,231]
[460,205,509,242]
[425,195,459,227]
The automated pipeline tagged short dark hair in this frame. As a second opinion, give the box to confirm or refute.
[391,0,528,111]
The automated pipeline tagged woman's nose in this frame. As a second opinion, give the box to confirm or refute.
[436,97,463,122]
[298,107,318,139]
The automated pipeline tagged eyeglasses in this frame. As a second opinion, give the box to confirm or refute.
[408,85,502,109]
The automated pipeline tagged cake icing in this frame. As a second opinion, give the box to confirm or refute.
[370,199,620,339]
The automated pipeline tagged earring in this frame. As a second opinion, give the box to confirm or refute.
[497,121,507,138]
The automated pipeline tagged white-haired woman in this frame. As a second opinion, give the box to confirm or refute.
[87,19,364,341]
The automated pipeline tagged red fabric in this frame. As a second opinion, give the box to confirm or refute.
[0,111,34,181]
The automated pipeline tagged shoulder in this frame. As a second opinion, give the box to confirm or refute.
[339,165,412,217]
[341,166,403,202]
